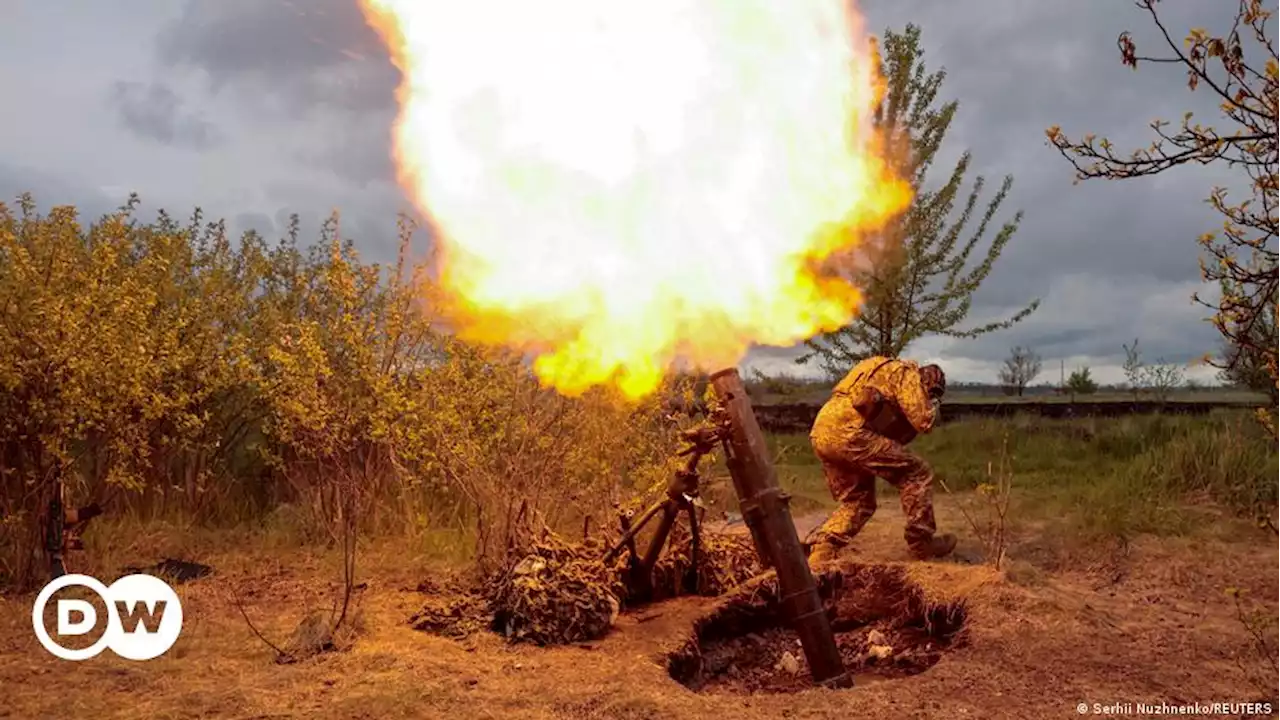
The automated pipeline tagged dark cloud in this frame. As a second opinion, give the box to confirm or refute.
[952,275,1221,365]
[108,81,222,149]
[291,106,399,188]
[152,2,401,194]
[155,0,397,118]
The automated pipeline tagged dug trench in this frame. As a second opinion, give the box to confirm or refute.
[666,560,969,694]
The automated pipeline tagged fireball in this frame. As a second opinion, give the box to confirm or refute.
[359,0,911,399]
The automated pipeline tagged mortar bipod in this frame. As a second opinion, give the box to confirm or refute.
[603,425,724,601]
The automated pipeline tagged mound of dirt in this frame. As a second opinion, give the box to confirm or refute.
[667,561,968,693]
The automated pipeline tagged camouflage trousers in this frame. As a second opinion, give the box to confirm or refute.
[806,429,937,555]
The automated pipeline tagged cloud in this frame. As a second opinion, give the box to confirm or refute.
[155,0,397,120]
[233,211,275,238]
[149,1,403,196]
[108,81,222,149]
[289,106,399,188]
[0,162,118,222]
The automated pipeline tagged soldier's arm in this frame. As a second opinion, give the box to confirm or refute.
[894,367,938,434]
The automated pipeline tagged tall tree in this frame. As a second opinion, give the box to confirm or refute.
[998,346,1042,397]
[799,24,1040,378]
[1047,0,1277,432]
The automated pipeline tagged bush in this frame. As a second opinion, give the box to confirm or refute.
[0,194,686,589]
[1065,366,1098,396]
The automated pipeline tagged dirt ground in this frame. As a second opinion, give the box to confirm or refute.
[2,499,1277,720]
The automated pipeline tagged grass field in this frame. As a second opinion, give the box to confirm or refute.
[698,410,1279,539]
[746,379,1271,407]
[1,411,1276,719]
[941,388,1270,404]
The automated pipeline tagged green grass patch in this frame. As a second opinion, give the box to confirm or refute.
[763,410,1277,542]
[750,383,1270,407]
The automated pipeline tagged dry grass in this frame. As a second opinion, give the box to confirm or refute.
[2,495,1276,719]
[936,434,1014,570]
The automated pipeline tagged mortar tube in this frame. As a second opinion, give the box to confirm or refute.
[708,368,852,689]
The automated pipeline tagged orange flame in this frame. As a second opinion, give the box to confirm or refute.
[360,0,911,399]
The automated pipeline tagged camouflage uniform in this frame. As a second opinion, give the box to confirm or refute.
[806,356,942,559]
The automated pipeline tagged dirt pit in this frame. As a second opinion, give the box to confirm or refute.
[667,562,968,694]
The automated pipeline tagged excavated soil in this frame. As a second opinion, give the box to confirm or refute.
[667,561,968,693]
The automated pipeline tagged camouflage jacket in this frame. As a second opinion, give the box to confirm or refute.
[810,356,939,451]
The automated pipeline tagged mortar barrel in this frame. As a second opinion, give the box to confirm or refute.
[708,368,851,689]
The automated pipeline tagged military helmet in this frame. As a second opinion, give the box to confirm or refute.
[920,364,946,399]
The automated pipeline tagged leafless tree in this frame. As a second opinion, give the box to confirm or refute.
[1123,337,1186,403]
[998,346,1042,397]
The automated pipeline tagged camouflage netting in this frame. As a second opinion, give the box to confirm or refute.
[409,519,767,647]
[649,522,763,601]
[408,592,491,639]
[486,532,628,646]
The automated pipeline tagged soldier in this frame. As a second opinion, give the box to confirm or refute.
[805,356,956,564]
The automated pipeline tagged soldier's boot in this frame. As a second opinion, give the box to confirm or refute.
[807,541,842,569]
[908,533,957,561]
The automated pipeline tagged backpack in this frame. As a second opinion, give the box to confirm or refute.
[849,360,921,444]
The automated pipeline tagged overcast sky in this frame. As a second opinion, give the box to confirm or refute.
[1,1,1257,385]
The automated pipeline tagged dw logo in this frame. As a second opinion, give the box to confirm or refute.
[31,574,183,661]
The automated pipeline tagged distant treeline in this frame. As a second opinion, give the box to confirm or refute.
[753,399,1271,435]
